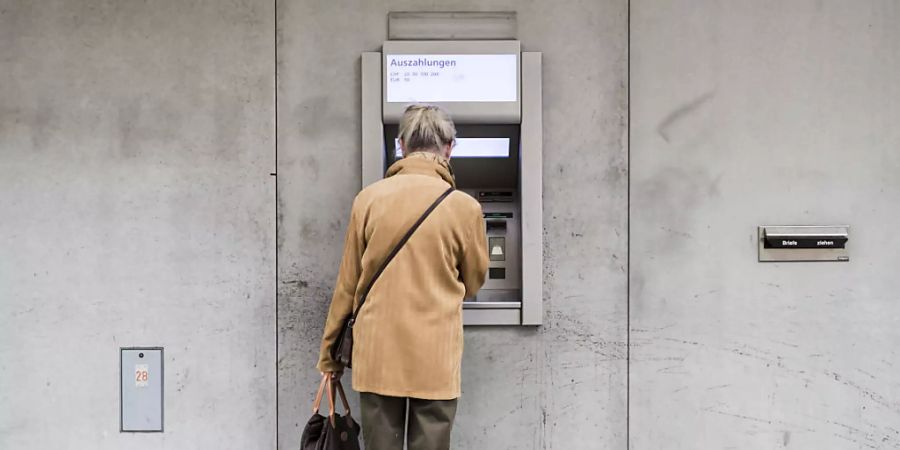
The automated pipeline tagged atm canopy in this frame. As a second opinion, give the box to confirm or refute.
[382,40,521,124]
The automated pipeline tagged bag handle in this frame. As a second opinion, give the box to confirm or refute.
[311,373,329,413]
[323,376,353,427]
[334,379,352,417]
[312,374,353,428]
[347,186,454,327]
[325,376,336,426]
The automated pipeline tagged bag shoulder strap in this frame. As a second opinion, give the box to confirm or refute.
[348,186,454,325]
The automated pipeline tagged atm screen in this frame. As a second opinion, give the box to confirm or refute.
[394,138,510,159]
[384,124,520,189]
[385,54,518,103]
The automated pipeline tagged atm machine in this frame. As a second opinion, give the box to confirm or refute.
[361,40,542,326]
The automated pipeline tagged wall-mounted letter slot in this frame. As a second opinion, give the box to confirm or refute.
[758,225,849,262]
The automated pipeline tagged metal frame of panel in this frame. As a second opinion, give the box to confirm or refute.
[519,51,543,325]
[362,52,385,189]
[387,11,518,41]
[463,305,521,325]
[361,45,542,326]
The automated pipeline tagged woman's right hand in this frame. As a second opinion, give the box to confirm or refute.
[321,371,343,381]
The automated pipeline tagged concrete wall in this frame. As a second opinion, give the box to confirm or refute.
[0,1,276,449]
[8,1,893,448]
[630,1,900,449]
[276,1,628,449]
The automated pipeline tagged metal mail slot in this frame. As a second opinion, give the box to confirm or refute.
[762,226,848,249]
[758,225,850,262]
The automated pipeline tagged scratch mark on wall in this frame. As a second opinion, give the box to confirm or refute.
[701,407,817,433]
[657,91,716,143]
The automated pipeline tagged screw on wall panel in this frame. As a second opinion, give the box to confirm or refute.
[139,353,144,358]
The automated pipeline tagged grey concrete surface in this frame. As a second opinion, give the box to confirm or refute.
[7,1,890,448]
[0,1,276,449]
[630,1,900,449]
[276,1,628,449]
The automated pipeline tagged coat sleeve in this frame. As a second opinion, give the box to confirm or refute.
[460,204,489,298]
[316,199,365,372]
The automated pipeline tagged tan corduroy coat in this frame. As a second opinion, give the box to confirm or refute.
[317,152,489,400]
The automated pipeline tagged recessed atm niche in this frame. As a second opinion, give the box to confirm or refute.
[361,40,542,325]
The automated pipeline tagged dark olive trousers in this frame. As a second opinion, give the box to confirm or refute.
[359,392,458,450]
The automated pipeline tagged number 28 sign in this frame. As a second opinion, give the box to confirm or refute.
[135,364,150,387]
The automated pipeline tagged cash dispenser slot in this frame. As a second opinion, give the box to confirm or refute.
[485,219,508,233]
[758,225,850,262]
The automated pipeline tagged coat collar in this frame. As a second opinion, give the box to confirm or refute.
[385,151,456,187]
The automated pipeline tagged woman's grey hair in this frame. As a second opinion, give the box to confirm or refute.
[397,104,456,156]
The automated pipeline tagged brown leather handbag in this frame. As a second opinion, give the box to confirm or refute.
[330,187,455,368]
[300,374,360,450]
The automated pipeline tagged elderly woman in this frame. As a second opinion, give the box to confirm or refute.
[316,104,489,450]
